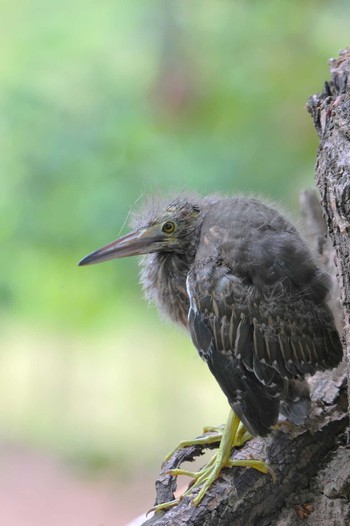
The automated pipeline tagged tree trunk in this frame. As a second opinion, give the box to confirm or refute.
[141,49,350,526]
[306,48,350,418]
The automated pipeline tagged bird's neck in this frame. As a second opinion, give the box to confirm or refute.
[140,250,195,328]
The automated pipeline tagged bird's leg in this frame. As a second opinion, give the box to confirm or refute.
[153,409,273,512]
[235,420,253,446]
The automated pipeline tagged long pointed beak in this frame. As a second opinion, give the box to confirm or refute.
[78,229,158,266]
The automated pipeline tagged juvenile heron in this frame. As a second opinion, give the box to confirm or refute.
[79,194,342,509]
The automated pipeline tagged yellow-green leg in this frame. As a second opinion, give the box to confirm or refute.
[153,409,274,512]
[164,433,222,462]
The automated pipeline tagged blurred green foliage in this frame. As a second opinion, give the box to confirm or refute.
[1,0,349,474]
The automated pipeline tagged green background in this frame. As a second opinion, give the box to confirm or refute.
[1,0,348,489]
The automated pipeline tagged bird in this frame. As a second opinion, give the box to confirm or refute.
[79,194,343,509]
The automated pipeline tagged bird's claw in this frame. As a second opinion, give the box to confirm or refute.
[149,498,181,514]
[227,458,276,482]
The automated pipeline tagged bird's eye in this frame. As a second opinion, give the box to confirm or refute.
[162,221,176,234]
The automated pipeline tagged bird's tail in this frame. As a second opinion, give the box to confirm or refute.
[232,372,281,437]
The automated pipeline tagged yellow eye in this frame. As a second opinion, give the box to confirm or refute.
[162,221,176,234]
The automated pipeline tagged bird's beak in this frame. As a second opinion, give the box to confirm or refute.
[78,228,159,266]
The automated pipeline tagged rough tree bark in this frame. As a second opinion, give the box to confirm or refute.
[307,48,350,417]
[142,50,350,526]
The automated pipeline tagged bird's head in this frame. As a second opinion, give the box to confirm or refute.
[78,197,203,266]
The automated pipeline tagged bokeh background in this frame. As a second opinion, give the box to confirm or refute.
[1,1,349,525]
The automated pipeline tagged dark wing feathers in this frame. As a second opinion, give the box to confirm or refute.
[191,274,341,379]
[186,198,343,436]
[205,336,280,436]
[236,318,254,371]
[190,300,281,436]
[188,270,341,436]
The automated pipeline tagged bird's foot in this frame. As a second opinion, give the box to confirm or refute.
[153,410,271,513]
[164,420,252,462]
[164,433,222,462]
[168,454,274,506]
[153,451,274,512]
[202,423,252,444]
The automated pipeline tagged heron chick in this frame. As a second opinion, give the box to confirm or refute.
[79,194,342,510]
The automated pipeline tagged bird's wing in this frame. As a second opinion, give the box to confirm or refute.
[186,231,342,435]
[188,265,340,377]
[188,220,342,378]
[186,271,282,435]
